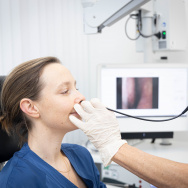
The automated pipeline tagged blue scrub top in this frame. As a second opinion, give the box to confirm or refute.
[0,143,106,188]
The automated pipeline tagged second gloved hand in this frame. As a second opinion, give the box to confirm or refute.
[69,98,127,166]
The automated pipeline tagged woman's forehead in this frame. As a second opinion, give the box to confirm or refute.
[40,63,75,87]
[42,63,71,77]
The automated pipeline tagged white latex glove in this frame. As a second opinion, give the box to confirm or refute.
[69,98,127,166]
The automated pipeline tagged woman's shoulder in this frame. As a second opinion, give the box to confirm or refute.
[0,155,46,188]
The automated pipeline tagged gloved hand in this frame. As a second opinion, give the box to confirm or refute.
[69,98,127,166]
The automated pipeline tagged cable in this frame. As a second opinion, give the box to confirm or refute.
[125,11,161,40]
[125,10,161,40]
[125,14,140,40]
[106,106,188,122]
[137,23,161,39]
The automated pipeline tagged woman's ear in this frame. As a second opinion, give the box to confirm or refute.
[20,98,40,118]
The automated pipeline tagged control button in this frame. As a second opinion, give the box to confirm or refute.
[162,31,166,39]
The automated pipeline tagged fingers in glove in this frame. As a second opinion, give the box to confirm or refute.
[74,103,90,120]
[81,100,95,113]
[90,98,106,109]
[69,115,85,129]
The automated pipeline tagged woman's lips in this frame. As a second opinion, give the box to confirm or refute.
[70,112,80,118]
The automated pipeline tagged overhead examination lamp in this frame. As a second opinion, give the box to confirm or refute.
[107,106,188,122]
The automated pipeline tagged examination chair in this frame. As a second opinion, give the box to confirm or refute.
[0,76,20,170]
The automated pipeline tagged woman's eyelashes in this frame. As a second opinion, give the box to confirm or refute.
[61,87,78,95]
[61,90,69,94]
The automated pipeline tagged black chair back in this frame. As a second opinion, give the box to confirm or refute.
[0,76,20,163]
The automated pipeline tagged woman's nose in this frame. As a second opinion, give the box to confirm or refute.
[74,90,86,104]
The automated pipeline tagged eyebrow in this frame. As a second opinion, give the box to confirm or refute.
[57,80,77,90]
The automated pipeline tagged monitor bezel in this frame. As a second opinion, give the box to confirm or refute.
[97,63,188,135]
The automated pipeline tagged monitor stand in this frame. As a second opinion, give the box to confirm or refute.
[160,138,172,145]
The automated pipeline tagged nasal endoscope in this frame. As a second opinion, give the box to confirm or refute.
[107,106,188,122]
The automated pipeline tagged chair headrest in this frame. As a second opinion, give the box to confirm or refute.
[0,76,20,163]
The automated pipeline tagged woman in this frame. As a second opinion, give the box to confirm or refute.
[0,57,106,188]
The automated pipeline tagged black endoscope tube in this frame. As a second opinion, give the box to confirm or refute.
[106,106,188,122]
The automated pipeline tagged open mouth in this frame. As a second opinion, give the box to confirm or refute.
[70,111,80,118]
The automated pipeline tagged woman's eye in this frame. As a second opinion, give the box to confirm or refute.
[62,90,69,94]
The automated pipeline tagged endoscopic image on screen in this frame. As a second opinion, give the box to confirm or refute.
[116,77,159,109]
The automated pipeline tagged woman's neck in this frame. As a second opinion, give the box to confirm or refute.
[27,125,66,165]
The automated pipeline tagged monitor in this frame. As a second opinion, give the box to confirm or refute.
[97,63,188,140]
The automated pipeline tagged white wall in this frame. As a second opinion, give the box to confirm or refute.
[0,0,90,144]
[0,0,89,99]
[0,0,188,144]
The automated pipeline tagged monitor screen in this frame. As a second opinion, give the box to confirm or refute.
[97,63,188,138]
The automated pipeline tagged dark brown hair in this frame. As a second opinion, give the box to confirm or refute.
[0,56,61,146]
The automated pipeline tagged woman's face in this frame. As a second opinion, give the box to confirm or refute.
[35,63,85,132]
